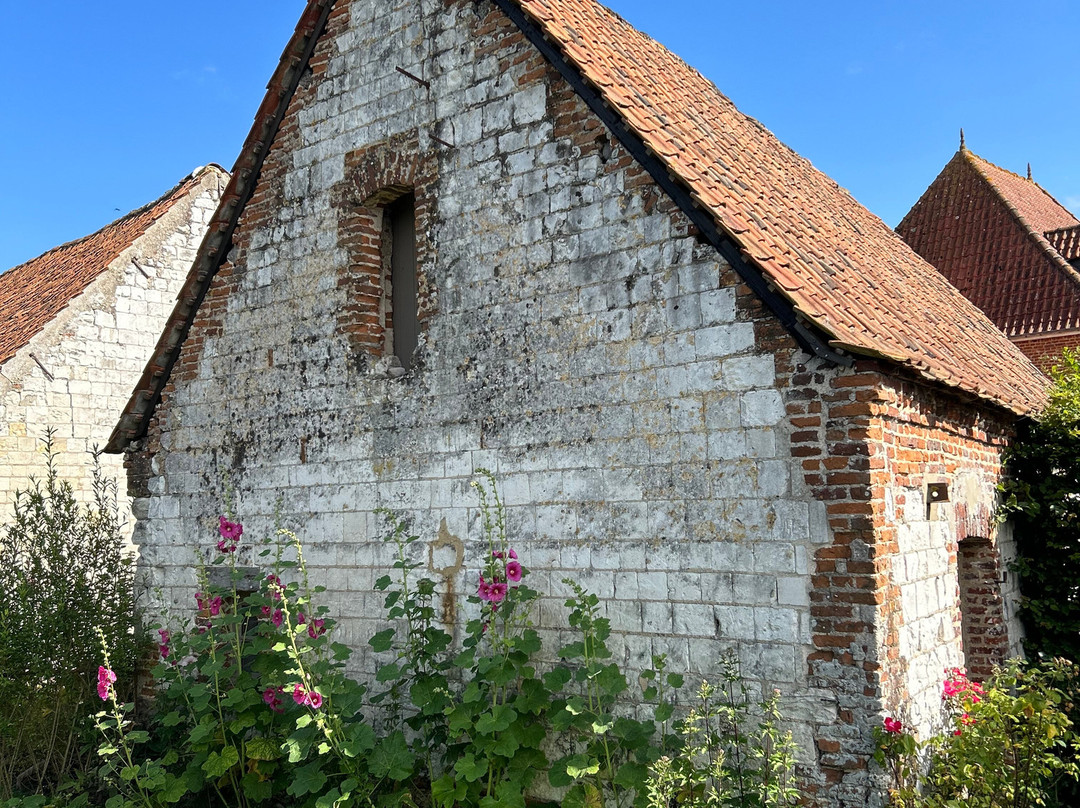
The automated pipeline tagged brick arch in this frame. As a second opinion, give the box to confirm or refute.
[332,130,439,362]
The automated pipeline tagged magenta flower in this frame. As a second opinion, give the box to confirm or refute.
[478,576,493,602]
[308,618,326,639]
[307,691,323,709]
[157,629,171,659]
[489,582,508,603]
[883,717,903,734]
[492,550,504,560]
[97,666,117,701]
[272,610,284,628]
[297,612,306,625]
[260,606,272,618]
[506,561,523,583]
[293,683,307,705]
[217,517,242,553]
[508,549,518,560]
[208,596,222,617]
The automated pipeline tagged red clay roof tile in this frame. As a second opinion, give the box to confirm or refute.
[0,171,212,367]
[900,149,1080,341]
[516,0,1047,413]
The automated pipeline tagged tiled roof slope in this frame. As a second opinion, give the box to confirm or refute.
[970,154,1079,234]
[1047,226,1080,263]
[513,0,1047,413]
[899,149,1080,339]
[0,170,214,367]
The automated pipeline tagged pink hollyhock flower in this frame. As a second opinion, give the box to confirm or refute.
[883,717,903,734]
[961,713,975,725]
[492,551,504,560]
[97,666,117,701]
[953,729,963,736]
[263,688,278,705]
[307,692,323,709]
[508,549,518,560]
[218,516,243,541]
[208,596,222,617]
[272,610,284,627]
[195,592,205,610]
[308,618,326,639]
[489,582,508,603]
[260,606,272,618]
[293,683,307,705]
[157,629,171,659]
[297,612,306,625]
[478,576,493,602]
[506,561,523,583]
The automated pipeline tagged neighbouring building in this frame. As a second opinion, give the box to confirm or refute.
[105,2,1047,805]
[0,166,226,531]
[898,144,1080,372]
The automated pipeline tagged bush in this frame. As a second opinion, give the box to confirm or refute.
[999,348,1080,661]
[877,660,1080,808]
[0,432,139,801]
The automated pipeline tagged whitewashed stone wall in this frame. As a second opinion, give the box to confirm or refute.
[132,0,839,769]
[0,167,225,536]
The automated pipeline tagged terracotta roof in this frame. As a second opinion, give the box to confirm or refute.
[899,149,1080,339]
[107,0,1047,452]
[0,169,218,367]
[969,154,1079,234]
[1047,226,1080,263]
[512,0,1046,413]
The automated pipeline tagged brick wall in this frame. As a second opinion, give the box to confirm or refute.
[125,3,1023,806]
[0,168,224,536]
[1013,331,1080,374]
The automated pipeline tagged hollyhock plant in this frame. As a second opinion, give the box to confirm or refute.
[97,666,117,701]
[506,560,523,583]
[489,582,508,603]
[157,629,171,659]
[308,618,326,639]
[272,609,284,627]
[884,717,903,734]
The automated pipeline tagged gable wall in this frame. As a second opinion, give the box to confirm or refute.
[126,3,1021,806]
[0,170,224,533]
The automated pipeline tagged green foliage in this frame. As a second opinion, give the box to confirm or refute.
[0,432,138,801]
[644,658,799,808]
[549,581,677,808]
[879,660,1080,808]
[94,515,376,808]
[999,348,1080,660]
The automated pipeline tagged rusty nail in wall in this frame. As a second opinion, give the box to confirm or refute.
[395,66,430,89]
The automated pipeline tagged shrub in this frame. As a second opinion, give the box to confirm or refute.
[999,348,1080,661]
[0,432,138,801]
[877,660,1080,808]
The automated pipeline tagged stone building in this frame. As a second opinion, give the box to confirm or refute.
[899,144,1080,372]
[106,1,1046,804]
[0,166,226,529]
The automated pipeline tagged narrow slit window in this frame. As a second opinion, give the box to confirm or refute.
[387,193,419,370]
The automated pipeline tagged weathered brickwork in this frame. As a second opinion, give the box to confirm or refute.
[125,3,1024,806]
[1013,331,1080,374]
[0,169,224,533]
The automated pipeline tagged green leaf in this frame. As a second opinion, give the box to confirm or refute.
[566,754,601,779]
[287,760,329,797]
[315,789,342,808]
[432,774,466,808]
[369,628,395,652]
[614,761,649,789]
[202,746,240,779]
[454,753,488,783]
[246,737,281,761]
[666,673,684,689]
[377,662,401,682]
[654,703,674,723]
[161,711,182,727]
[370,731,414,781]
[375,575,393,591]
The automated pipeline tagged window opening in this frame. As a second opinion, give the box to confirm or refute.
[386,193,419,370]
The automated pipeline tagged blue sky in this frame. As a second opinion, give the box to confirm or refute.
[2,0,1078,271]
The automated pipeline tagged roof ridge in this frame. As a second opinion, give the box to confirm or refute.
[4,165,225,276]
[962,149,1080,294]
